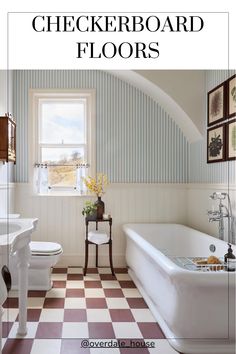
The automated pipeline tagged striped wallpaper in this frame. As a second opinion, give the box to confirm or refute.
[13,70,189,183]
[189,70,236,184]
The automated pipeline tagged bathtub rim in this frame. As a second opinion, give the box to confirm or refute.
[123,222,235,279]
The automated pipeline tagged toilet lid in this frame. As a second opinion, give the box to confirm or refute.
[30,241,62,256]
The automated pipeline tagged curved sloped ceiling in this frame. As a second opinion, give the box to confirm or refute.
[111,70,203,142]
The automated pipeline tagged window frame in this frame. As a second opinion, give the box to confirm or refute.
[29,89,96,195]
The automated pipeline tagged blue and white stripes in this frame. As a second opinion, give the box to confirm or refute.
[14,69,234,185]
[13,70,189,183]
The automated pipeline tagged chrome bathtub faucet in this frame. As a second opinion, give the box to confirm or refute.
[207,192,235,244]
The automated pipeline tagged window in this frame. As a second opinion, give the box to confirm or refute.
[30,90,95,194]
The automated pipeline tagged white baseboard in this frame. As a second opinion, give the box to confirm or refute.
[57,254,126,268]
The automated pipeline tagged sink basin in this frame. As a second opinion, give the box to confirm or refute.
[0,222,21,235]
[0,218,38,252]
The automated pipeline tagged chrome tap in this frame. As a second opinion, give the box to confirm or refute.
[207,192,235,244]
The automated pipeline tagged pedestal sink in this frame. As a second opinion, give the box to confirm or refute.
[0,218,38,348]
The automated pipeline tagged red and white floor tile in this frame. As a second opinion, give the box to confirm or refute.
[2,267,179,354]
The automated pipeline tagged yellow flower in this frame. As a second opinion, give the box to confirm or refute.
[82,173,109,197]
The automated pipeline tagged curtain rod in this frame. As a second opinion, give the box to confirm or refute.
[35,163,89,168]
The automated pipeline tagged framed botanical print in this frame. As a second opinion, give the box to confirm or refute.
[207,123,225,163]
[227,74,236,118]
[226,119,236,160]
[207,83,226,127]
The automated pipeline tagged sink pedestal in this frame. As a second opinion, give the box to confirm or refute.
[16,244,30,335]
[0,218,38,349]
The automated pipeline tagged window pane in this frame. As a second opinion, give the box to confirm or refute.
[40,100,85,144]
[41,147,85,188]
[41,147,84,165]
[48,165,76,187]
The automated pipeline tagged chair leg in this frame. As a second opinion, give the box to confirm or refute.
[109,241,115,275]
[96,244,98,267]
[84,241,89,276]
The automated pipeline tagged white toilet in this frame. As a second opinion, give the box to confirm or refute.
[10,241,63,291]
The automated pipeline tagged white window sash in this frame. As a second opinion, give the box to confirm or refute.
[39,145,88,164]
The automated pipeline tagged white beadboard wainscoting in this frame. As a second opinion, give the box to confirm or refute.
[13,182,236,266]
[0,183,15,217]
[15,183,188,267]
[0,162,15,216]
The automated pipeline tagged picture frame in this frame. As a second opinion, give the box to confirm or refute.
[226,74,236,118]
[207,82,226,127]
[207,123,225,163]
[225,119,236,160]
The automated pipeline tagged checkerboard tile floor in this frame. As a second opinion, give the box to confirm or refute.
[2,267,179,354]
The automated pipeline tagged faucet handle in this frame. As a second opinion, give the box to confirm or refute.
[207,209,221,222]
[207,210,219,216]
[209,192,227,200]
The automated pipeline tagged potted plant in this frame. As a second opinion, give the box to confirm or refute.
[82,201,97,219]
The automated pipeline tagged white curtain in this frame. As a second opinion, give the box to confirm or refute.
[34,163,89,194]
[34,165,49,194]
[76,164,88,194]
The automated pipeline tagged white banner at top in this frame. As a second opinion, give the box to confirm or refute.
[8,12,228,69]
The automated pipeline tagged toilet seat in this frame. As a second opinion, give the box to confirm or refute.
[30,241,63,256]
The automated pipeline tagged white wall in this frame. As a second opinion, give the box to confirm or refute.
[0,172,15,218]
[14,181,235,266]
[0,179,15,217]
[15,183,187,266]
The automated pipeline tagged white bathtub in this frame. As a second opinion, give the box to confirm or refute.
[123,223,236,354]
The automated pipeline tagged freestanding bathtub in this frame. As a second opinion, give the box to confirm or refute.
[123,223,236,354]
